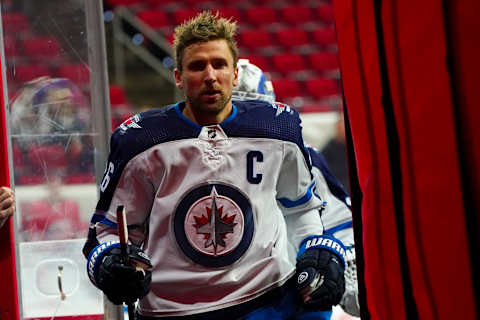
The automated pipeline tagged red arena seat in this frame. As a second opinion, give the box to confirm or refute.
[136,10,170,29]
[109,85,127,106]
[2,12,29,33]
[305,77,340,99]
[311,27,337,47]
[245,6,277,27]
[106,0,143,7]
[3,36,18,59]
[272,53,307,76]
[272,78,302,100]
[275,28,309,48]
[28,145,68,172]
[280,5,314,26]
[308,52,339,74]
[22,37,61,59]
[171,8,201,26]
[15,65,52,82]
[238,29,274,52]
[241,55,270,72]
[315,4,336,25]
[57,63,90,84]
[214,7,243,23]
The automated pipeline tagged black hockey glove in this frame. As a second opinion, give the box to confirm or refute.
[87,241,152,305]
[296,235,346,311]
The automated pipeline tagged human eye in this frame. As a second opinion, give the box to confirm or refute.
[188,60,206,71]
[212,59,228,69]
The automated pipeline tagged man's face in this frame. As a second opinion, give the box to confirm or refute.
[174,39,238,117]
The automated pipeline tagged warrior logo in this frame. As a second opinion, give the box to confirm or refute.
[173,183,254,267]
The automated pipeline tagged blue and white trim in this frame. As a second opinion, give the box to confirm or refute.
[87,241,120,287]
[277,181,316,208]
[297,234,347,267]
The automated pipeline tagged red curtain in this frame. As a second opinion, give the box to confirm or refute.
[334,0,479,319]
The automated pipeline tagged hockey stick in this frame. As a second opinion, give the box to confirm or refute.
[116,205,136,320]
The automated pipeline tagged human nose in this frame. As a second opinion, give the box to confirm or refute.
[204,64,216,84]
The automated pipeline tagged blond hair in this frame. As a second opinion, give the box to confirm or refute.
[173,11,238,71]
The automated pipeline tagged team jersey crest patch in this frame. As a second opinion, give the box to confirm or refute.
[173,183,254,268]
[119,114,142,131]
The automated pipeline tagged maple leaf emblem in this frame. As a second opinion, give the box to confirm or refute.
[194,187,237,255]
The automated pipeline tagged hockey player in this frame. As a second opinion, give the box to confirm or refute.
[233,59,360,318]
[83,11,346,319]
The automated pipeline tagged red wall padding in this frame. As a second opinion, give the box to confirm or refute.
[334,0,479,319]
[0,43,19,320]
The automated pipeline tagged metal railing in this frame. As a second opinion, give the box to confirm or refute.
[111,7,176,88]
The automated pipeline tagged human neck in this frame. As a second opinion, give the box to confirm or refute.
[182,102,233,126]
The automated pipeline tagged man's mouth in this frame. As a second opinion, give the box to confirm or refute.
[203,90,221,97]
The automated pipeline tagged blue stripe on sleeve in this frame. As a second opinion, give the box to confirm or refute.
[324,220,353,235]
[277,181,316,208]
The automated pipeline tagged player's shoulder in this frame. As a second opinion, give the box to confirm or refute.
[108,104,196,159]
[234,100,300,121]
[229,100,303,144]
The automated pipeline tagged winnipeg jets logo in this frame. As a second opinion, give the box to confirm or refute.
[119,114,142,131]
[173,183,254,267]
[194,187,237,255]
[273,102,293,116]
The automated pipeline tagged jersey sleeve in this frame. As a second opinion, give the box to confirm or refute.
[86,127,157,250]
[276,141,325,250]
[308,147,354,247]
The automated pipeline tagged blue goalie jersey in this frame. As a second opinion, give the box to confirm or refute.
[87,100,325,317]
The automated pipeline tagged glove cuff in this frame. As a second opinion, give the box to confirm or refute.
[87,241,120,287]
[297,235,347,268]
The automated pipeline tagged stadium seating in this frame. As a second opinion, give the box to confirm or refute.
[272,53,307,76]
[145,0,178,8]
[280,5,314,26]
[14,65,53,83]
[214,7,243,23]
[171,8,201,25]
[238,29,274,52]
[275,28,310,49]
[2,12,29,33]
[57,63,90,85]
[272,78,302,101]
[309,51,339,74]
[315,4,336,25]
[311,27,337,47]
[136,10,170,30]
[28,145,68,171]
[106,0,144,8]
[245,6,277,28]
[22,37,62,60]
[3,36,18,59]
[109,85,128,105]
[305,77,339,99]
[241,54,270,72]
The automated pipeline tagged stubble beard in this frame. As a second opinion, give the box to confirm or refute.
[188,91,232,117]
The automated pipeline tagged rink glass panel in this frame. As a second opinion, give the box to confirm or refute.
[1,0,106,318]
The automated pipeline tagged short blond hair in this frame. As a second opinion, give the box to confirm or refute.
[173,11,238,71]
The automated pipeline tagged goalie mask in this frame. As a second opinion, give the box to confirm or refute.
[232,59,276,103]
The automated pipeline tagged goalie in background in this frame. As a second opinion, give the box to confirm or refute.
[233,59,360,318]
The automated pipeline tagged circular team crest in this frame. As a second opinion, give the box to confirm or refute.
[173,183,254,268]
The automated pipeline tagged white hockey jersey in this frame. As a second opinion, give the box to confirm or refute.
[88,100,325,317]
